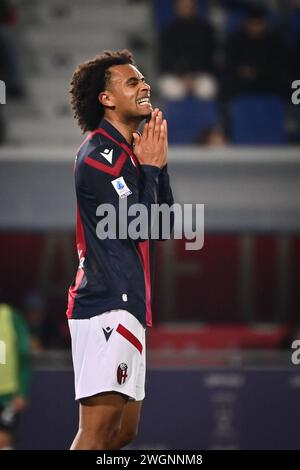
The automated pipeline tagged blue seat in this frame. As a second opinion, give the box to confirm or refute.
[229,94,288,144]
[153,0,208,29]
[164,97,220,144]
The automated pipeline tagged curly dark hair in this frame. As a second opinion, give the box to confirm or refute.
[69,50,135,132]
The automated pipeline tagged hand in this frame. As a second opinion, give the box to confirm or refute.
[133,108,168,169]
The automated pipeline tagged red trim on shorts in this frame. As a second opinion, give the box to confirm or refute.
[116,323,143,354]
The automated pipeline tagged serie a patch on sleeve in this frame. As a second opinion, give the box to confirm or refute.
[111,176,132,198]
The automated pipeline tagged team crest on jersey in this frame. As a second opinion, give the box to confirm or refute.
[117,363,128,385]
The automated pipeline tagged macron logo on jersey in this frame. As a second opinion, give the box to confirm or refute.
[100,148,113,164]
[102,326,113,342]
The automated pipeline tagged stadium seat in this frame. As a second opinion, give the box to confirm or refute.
[164,97,220,144]
[229,94,288,145]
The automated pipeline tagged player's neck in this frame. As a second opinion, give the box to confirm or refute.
[104,116,140,146]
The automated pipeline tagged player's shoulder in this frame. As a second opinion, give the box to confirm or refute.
[80,141,123,166]
[78,141,129,179]
[90,142,123,162]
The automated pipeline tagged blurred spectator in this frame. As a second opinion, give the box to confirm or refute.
[22,291,63,351]
[0,302,30,450]
[223,4,290,98]
[158,0,218,99]
[196,125,228,146]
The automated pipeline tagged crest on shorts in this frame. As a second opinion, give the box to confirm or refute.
[102,327,113,342]
[117,363,128,385]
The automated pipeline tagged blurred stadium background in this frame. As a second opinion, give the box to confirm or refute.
[1,0,300,450]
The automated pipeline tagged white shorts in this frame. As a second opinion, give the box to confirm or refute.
[68,310,146,401]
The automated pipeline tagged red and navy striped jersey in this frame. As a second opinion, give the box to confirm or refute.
[66,119,174,327]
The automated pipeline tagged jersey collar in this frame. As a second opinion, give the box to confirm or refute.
[99,119,134,150]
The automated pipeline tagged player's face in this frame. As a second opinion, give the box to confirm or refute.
[106,64,152,120]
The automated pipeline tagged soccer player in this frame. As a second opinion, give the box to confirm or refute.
[67,50,173,450]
